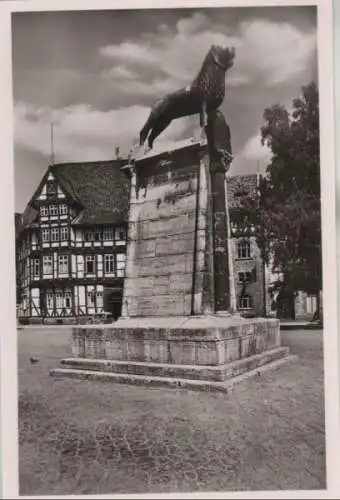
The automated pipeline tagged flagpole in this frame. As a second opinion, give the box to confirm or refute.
[50,122,55,165]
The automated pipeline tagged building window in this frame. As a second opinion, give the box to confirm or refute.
[104,254,115,274]
[59,204,68,215]
[94,228,101,242]
[87,289,102,309]
[58,255,69,274]
[46,180,57,197]
[84,230,94,242]
[115,227,126,241]
[46,292,54,309]
[40,206,48,216]
[55,291,63,309]
[64,291,72,308]
[41,228,49,242]
[103,226,113,241]
[87,290,96,307]
[60,226,69,241]
[306,295,317,315]
[85,255,96,274]
[49,205,58,216]
[239,294,252,309]
[31,258,40,278]
[50,227,59,242]
[238,271,253,284]
[116,253,126,277]
[237,240,251,259]
[43,255,53,274]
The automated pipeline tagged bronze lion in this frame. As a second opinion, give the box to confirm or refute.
[139,45,235,149]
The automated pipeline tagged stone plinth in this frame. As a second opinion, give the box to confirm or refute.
[122,138,214,317]
[50,315,296,391]
[50,138,295,391]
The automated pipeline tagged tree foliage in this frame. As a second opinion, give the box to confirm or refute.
[240,82,321,299]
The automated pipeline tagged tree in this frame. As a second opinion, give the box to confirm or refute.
[240,82,322,319]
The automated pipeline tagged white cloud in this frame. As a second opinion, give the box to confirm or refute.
[235,19,316,86]
[14,101,196,162]
[103,65,139,80]
[176,12,208,35]
[241,133,272,165]
[99,13,316,99]
[99,42,158,67]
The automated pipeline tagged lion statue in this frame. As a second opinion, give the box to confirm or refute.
[139,45,235,149]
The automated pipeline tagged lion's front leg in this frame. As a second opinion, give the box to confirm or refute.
[199,101,208,128]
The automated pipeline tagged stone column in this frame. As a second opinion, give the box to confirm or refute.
[225,174,237,313]
[210,160,230,313]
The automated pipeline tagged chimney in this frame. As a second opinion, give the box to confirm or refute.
[115,146,120,159]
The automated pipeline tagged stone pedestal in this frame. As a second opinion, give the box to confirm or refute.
[50,137,295,392]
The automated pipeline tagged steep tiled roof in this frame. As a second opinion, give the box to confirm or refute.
[52,159,130,225]
[227,174,258,209]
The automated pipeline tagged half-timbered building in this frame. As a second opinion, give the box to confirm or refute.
[16,159,129,323]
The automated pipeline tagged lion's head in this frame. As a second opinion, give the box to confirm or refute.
[212,45,235,71]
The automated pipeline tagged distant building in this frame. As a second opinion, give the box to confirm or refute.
[15,161,317,323]
[15,160,129,323]
[227,174,267,317]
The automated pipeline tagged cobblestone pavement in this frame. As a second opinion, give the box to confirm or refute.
[18,327,325,495]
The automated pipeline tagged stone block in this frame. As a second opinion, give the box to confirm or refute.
[125,339,145,361]
[131,189,197,222]
[183,293,194,315]
[129,253,188,278]
[133,240,156,258]
[133,294,186,317]
[241,335,257,358]
[169,341,196,365]
[255,330,266,353]
[155,235,195,256]
[169,273,193,293]
[71,331,85,357]
[123,276,155,297]
[144,340,169,363]
[105,339,127,361]
[140,213,196,240]
[225,337,241,363]
[154,275,170,288]
[85,338,107,359]
[196,340,224,366]
[254,320,268,337]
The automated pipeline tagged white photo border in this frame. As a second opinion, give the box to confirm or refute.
[0,0,339,498]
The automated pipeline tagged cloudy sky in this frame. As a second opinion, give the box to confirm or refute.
[12,5,317,213]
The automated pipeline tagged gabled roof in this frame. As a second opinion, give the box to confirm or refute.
[52,159,130,225]
[16,159,131,237]
[227,174,258,209]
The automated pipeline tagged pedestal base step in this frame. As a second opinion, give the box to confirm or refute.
[50,349,297,393]
[57,346,289,382]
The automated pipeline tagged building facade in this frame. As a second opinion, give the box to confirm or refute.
[16,159,129,323]
[227,174,267,317]
[227,174,319,320]
[15,162,317,323]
